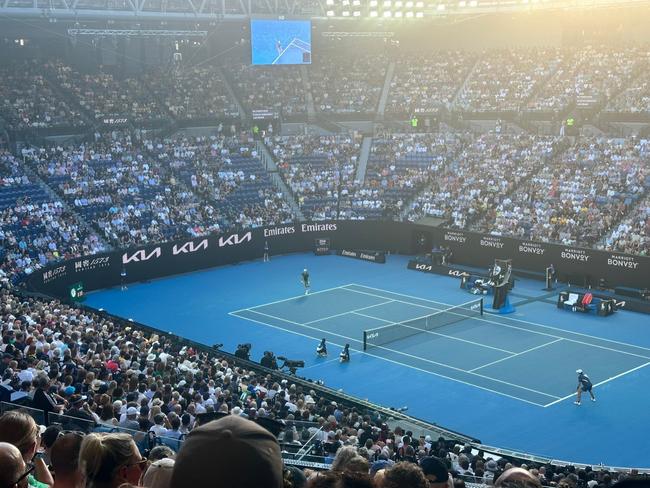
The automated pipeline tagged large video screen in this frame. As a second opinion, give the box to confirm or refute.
[250,20,312,65]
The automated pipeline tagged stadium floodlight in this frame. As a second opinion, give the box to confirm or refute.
[415,1,424,7]
[383,0,391,6]
[369,0,378,5]
[469,0,477,5]
[437,3,445,9]
[405,0,414,6]
[326,0,334,4]
[353,0,361,4]
[383,9,392,16]
[342,0,350,5]
[353,9,361,15]
[415,10,424,16]
[405,10,414,16]
[370,9,379,15]
[395,0,403,6]
[394,10,403,16]
[326,9,335,15]
[342,9,351,15]
[459,0,466,5]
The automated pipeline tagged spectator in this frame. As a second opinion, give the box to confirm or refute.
[495,468,543,488]
[379,462,430,488]
[420,456,451,488]
[147,445,175,463]
[0,442,28,488]
[170,415,283,488]
[78,432,146,488]
[0,410,54,487]
[51,432,84,488]
[141,458,175,488]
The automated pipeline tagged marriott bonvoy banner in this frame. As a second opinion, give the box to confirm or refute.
[25,222,650,297]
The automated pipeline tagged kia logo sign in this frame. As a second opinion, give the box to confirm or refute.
[172,239,209,255]
[122,247,162,264]
[218,232,252,247]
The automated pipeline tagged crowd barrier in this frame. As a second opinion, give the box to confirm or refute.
[24,221,650,299]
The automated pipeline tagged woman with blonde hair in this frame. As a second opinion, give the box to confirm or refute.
[0,410,54,487]
[79,433,147,488]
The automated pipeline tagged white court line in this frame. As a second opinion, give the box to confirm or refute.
[240,308,559,400]
[543,361,650,408]
[305,300,395,325]
[228,311,548,407]
[345,283,650,353]
[353,311,516,355]
[230,284,353,314]
[342,285,650,361]
[469,339,564,372]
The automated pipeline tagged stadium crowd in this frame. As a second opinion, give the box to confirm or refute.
[407,134,560,228]
[0,152,106,281]
[386,52,475,114]
[310,56,386,114]
[472,137,648,246]
[267,134,362,220]
[0,286,645,488]
[2,46,650,131]
[26,131,293,249]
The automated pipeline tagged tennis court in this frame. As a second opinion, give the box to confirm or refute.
[231,283,650,407]
[84,253,650,465]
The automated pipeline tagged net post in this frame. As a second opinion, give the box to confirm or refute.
[363,331,367,351]
[480,298,484,315]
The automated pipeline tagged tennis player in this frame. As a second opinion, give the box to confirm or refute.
[316,338,327,357]
[301,268,310,295]
[263,240,270,262]
[574,369,596,405]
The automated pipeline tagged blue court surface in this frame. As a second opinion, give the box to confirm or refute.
[85,253,650,467]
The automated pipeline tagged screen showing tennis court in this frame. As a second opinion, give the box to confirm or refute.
[250,19,312,65]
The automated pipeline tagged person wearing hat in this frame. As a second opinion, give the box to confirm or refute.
[170,415,283,488]
[574,369,596,405]
[120,406,140,431]
[64,394,97,431]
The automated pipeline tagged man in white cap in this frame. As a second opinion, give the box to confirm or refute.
[574,369,596,405]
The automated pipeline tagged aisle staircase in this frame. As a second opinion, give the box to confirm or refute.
[219,66,247,123]
[376,62,396,119]
[255,140,306,221]
[355,136,373,184]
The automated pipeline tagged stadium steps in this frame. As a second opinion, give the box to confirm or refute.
[451,57,481,109]
[376,61,396,119]
[21,157,112,250]
[398,133,469,221]
[219,66,247,123]
[255,140,306,221]
[355,136,373,183]
[467,136,573,232]
[301,65,317,122]
[595,188,649,249]
[41,68,96,127]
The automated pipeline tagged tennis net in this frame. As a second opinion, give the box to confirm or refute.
[362,298,483,350]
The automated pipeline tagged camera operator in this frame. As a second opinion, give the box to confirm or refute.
[234,343,252,361]
[260,351,278,370]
